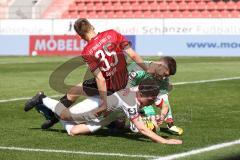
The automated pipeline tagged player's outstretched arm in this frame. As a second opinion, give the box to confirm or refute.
[125,47,149,72]
[131,117,182,145]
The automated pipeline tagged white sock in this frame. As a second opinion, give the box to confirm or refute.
[42,97,67,117]
[42,97,59,112]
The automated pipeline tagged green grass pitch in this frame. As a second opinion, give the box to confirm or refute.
[0,56,240,160]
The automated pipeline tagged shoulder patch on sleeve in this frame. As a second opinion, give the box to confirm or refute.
[129,72,137,80]
[128,108,137,116]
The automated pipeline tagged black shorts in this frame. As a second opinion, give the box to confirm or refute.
[82,78,115,97]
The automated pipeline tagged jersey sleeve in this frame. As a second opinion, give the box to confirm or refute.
[129,70,148,87]
[124,106,139,121]
[155,94,170,108]
[115,88,140,120]
[112,30,131,50]
[142,106,156,116]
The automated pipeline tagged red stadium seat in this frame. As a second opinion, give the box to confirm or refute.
[216,1,226,11]
[202,0,211,2]
[104,10,115,17]
[226,1,236,11]
[192,10,202,18]
[237,1,240,10]
[159,2,168,11]
[206,2,216,11]
[112,2,122,10]
[200,10,212,18]
[133,10,144,18]
[143,10,154,18]
[175,0,184,2]
[132,4,141,11]
[62,11,71,18]
[95,11,108,18]
[170,11,182,18]
[68,4,77,12]
[113,10,123,18]
[187,2,197,11]
[185,0,193,3]
[178,2,187,11]
[75,2,84,7]
[86,2,95,9]
[149,2,159,11]
[109,0,120,2]
[59,0,240,18]
[139,1,150,10]
[168,2,178,11]
[104,3,114,11]
[122,10,133,18]
[230,10,240,18]
[122,2,132,11]
[94,2,104,9]
[196,2,206,11]
[129,0,137,2]
[156,0,164,2]
[210,10,221,18]
[181,10,192,17]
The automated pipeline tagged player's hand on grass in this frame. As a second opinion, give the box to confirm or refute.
[165,139,183,145]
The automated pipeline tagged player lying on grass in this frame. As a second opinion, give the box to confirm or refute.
[24,78,182,144]
[109,57,183,135]
[28,18,149,129]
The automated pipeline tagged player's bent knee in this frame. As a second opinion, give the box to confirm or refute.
[66,94,77,102]
[67,84,84,101]
[60,110,72,121]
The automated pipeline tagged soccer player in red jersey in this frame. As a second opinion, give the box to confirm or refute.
[67,18,148,115]
[25,18,150,128]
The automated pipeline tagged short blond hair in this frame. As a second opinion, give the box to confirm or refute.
[74,18,93,39]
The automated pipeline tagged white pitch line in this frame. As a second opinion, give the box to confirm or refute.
[173,76,240,85]
[0,139,239,159]
[0,61,65,65]
[0,95,61,103]
[154,139,240,160]
[0,146,158,159]
[0,76,240,104]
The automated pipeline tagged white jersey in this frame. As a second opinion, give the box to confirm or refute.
[61,86,141,134]
[69,86,140,123]
[107,86,140,120]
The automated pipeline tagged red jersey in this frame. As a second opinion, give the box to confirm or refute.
[81,29,129,92]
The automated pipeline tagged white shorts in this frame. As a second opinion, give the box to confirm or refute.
[61,111,124,135]
[60,120,101,135]
[60,97,124,135]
